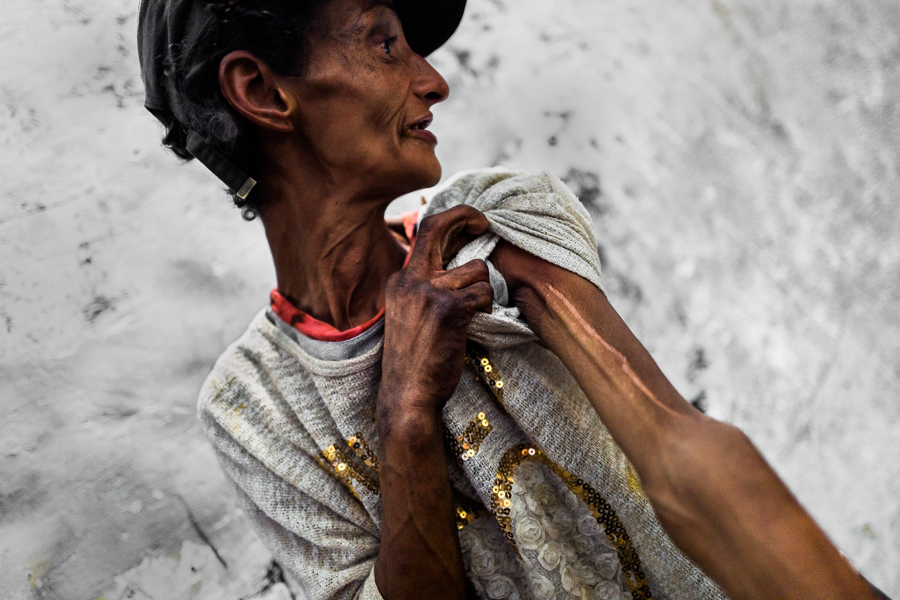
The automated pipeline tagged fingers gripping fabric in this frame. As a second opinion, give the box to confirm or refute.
[422,167,604,349]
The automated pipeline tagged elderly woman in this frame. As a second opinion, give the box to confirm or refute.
[138,1,884,599]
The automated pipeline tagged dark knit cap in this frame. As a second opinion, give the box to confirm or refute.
[137,0,466,200]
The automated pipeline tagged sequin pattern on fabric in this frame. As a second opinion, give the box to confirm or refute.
[492,445,652,600]
[347,433,379,472]
[455,495,489,530]
[444,411,494,465]
[466,341,505,405]
[321,433,380,497]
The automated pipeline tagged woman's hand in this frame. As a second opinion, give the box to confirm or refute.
[380,204,494,417]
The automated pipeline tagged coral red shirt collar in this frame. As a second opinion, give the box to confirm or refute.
[270,210,419,342]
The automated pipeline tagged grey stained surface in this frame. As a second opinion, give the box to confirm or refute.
[1,0,898,598]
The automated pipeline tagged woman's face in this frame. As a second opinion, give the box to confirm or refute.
[285,0,450,198]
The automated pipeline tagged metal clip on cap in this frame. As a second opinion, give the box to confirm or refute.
[185,130,257,202]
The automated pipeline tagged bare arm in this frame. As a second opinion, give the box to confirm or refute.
[375,403,467,599]
[490,240,877,600]
[374,206,494,600]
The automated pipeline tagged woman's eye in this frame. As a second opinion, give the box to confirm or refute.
[381,36,398,55]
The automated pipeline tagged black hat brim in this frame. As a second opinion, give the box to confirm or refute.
[395,0,467,57]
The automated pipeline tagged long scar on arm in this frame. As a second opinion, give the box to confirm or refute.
[545,283,660,404]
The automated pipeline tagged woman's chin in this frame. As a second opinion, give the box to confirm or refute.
[420,159,443,189]
[394,157,442,195]
[360,150,443,200]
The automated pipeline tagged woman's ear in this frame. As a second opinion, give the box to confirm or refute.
[219,51,294,132]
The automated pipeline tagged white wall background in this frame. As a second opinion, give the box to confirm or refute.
[1,0,898,598]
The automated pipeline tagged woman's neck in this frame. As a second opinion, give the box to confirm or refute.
[258,168,409,331]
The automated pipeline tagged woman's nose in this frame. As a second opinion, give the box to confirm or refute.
[412,55,450,104]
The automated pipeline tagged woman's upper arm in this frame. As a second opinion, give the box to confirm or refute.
[489,239,686,409]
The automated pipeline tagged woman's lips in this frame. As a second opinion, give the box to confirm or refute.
[407,127,437,144]
[405,116,437,144]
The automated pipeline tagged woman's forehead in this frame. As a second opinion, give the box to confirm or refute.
[323,0,400,36]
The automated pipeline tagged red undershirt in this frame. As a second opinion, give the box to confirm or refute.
[270,210,419,342]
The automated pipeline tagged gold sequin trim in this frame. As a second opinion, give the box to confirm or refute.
[465,342,505,405]
[491,444,653,600]
[455,496,487,530]
[321,432,380,498]
[443,412,493,464]
[347,433,380,472]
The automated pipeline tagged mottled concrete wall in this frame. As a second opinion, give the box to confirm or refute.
[1,0,897,598]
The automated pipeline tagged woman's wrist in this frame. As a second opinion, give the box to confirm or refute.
[377,387,443,444]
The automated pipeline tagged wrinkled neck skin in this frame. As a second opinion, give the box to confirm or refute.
[257,140,409,331]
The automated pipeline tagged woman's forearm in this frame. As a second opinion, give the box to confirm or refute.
[535,280,874,599]
[373,391,467,600]
[373,206,494,599]
[490,241,875,599]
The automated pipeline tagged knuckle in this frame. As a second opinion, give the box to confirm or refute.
[476,280,494,295]
[417,214,439,235]
[433,297,457,321]
[386,271,403,287]
[473,281,494,301]
[473,259,490,279]
[452,204,478,217]
[422,285,448,308]
[386,271,426,301]
[386,272,411,296]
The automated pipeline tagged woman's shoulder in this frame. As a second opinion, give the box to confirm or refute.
[195,309,318,442]
[197,309,280,415]
[196,309,383,450]
[195,310,325,467]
